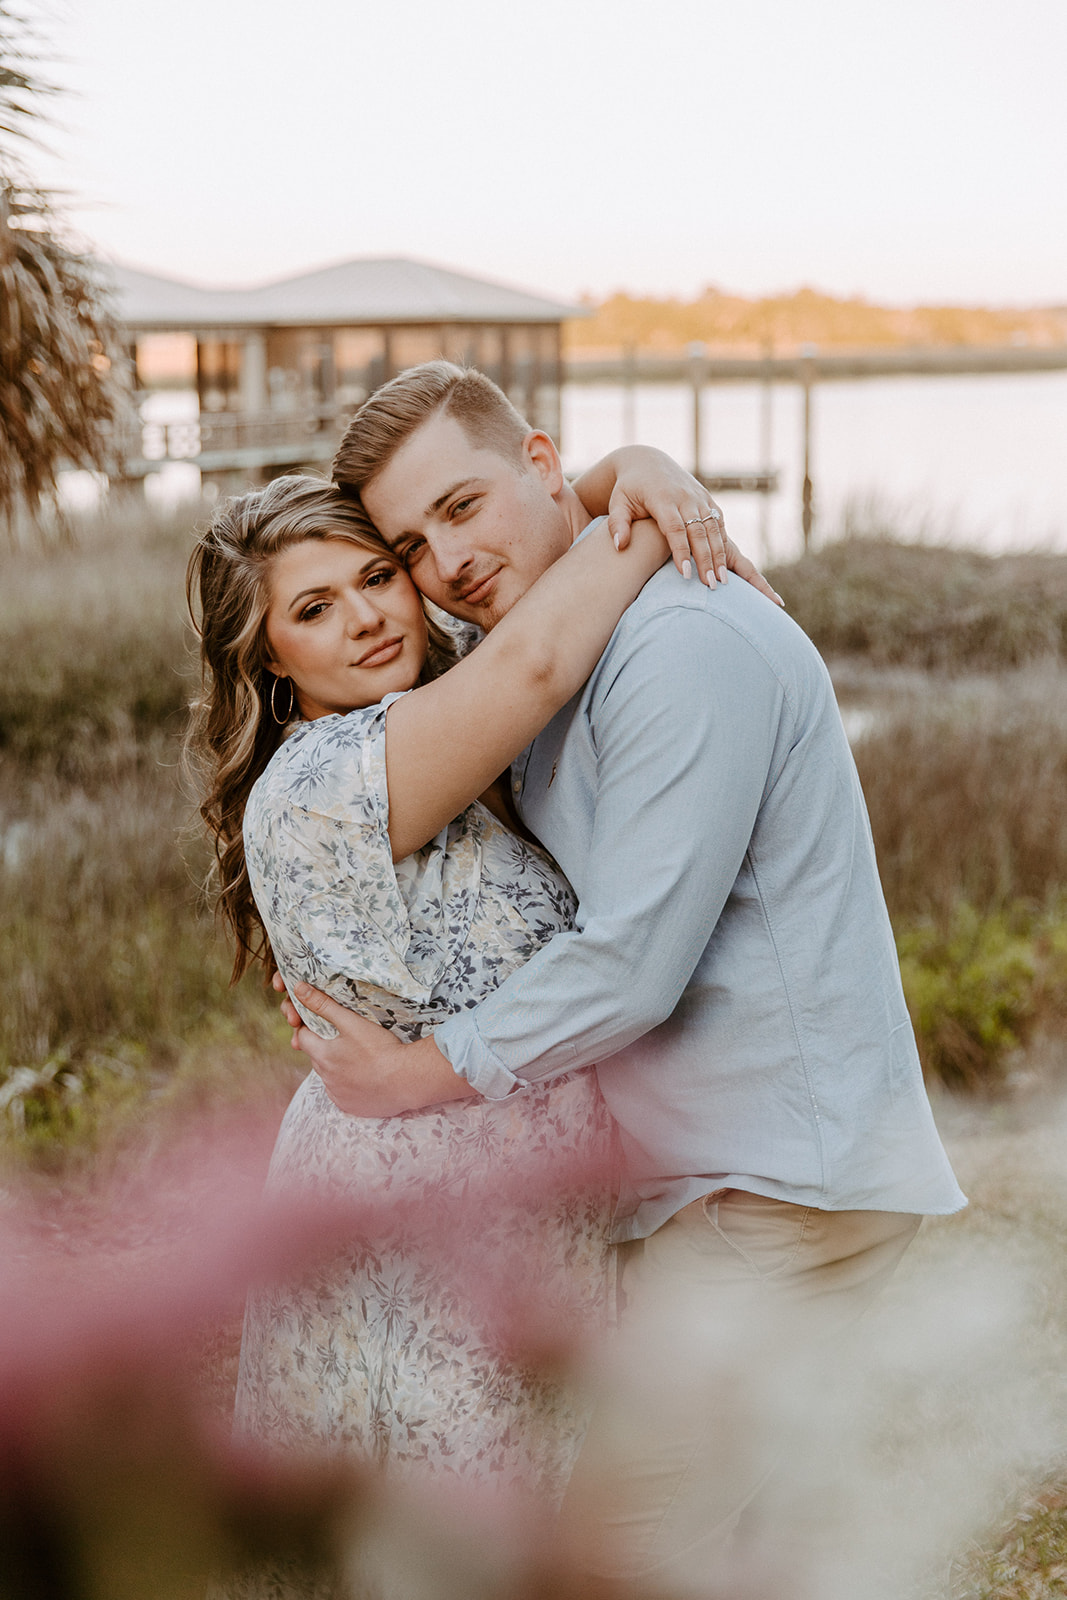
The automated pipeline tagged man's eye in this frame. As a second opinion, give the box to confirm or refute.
[401,539,426,563]
[450,498,476,518]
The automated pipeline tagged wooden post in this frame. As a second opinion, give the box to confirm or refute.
[688,341,706,480]
[759,343,774,554]
[800,345,817,549]
[239,331,269,414]
[550,323,563,449]
[622,343,637,445]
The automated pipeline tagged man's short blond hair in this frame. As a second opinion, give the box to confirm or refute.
[331,361,530,494]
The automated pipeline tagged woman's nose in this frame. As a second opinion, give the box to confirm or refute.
[345,594,384,634]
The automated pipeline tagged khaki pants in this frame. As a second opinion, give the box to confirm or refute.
[561,1192,921,1597]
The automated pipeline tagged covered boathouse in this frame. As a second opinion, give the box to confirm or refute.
[106,256,577,491]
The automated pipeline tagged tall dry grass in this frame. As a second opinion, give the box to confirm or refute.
[0,501,295,1166]
[849,667,1067,923]
[3,511,1067,1162]
[0,498,194,765]
[769,529,1067,671]
[772,527,1067,1089]
[838,666,1067,1089]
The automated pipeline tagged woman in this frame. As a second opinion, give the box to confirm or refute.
[186,458,728,1513]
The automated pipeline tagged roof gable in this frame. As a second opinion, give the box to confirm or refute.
[105,256,579,330]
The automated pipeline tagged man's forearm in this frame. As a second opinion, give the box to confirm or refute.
[396,1035,480,1113]
[434,609,782,1098]
[319,1032,479,1118]
[282,978,481,1117]
[315,1032,479,1117]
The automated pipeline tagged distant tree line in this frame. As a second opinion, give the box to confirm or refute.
[565,285,1067,356]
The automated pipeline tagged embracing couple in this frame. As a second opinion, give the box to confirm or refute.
[187,361,964,1597]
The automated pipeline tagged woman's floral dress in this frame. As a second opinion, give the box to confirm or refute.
[237,698,614,1506]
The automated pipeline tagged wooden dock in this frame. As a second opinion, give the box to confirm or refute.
[112,344,1067,545]
[565,343,1067,546]
[565,345,1067,386]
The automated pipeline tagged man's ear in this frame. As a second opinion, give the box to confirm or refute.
[522,430,565,496]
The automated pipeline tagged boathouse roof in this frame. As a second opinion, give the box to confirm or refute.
[105,256,581,332]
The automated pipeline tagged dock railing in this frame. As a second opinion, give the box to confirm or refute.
[566,343,1067,547]
[112,409,343,481]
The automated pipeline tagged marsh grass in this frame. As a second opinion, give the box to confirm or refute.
[769,533,1067,672]
[837,666,1067,1087]
[3,509,1067,1163]
[768,529,1067,1086]
[0,498,196,766]
[0,500,299,1170]
[848,667,1067,923]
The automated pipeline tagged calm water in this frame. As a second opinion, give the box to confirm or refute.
[66,372,1067,563]
[561,371,1067,563]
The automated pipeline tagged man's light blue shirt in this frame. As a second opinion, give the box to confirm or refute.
[436,536,965,1239]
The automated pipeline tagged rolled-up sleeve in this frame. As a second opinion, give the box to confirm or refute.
[435,604,785,1098]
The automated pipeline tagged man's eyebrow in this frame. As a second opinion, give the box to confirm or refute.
[380,479,485,549]
[425,477,483,518]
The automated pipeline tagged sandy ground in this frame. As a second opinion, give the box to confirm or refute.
[800,1042,1067,1600]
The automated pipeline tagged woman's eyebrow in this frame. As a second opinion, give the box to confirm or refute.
[287,554,392,609]
[288,584,330,611]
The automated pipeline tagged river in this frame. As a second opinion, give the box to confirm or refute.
[561,369,1067,563]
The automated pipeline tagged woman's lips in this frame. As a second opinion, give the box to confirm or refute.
[356,637,404,668]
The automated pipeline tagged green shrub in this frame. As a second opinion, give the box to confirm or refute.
[898,902,1067,1090]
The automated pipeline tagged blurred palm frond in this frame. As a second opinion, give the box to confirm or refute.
[0,5,123,540]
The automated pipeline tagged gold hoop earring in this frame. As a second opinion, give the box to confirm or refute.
[270,675,295,725]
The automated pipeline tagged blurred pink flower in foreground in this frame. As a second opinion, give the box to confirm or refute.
[0,1111,627,1600]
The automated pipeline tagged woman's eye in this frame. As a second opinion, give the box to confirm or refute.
[365,566,396,588]
[298,600,328,621]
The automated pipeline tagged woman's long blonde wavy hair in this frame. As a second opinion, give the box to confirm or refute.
[184,474,457,983]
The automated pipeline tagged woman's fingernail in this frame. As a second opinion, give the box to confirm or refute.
[682,559,692,580]
[613,530,622,551]
[717,566,728,584]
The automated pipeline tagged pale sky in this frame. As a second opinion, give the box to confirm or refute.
[17,0,1067,306]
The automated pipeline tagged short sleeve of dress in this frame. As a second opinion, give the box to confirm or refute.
[243,696,483,1036]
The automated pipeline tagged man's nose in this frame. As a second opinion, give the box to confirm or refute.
[426,528,473,586]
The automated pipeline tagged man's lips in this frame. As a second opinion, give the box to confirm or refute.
[355,636,404,668]
[457,569,501,606]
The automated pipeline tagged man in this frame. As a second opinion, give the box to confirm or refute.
[283,361,965,1592]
